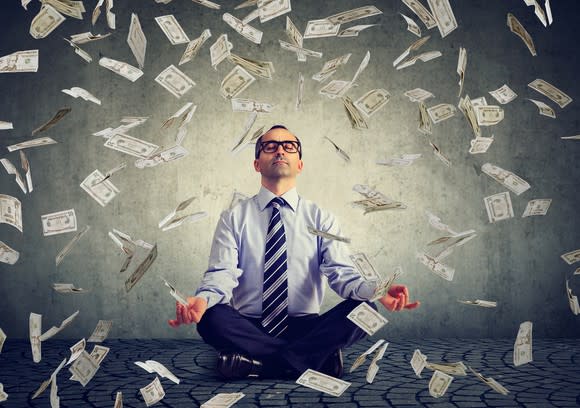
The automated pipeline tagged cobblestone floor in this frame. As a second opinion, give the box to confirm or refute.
[0,338,579,407]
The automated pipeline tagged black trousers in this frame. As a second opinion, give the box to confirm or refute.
[197,298,377,374]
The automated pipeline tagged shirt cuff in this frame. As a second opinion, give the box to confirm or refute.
[353,280,378,301]
[195,291,224,309]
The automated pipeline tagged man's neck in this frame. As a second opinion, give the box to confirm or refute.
[261,178,295,196]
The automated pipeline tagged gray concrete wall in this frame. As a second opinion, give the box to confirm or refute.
[0,0,579,340]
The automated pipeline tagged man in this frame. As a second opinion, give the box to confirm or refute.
[169,125,420,380]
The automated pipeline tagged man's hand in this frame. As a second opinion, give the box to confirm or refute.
[378,284,420,312]
[168,296,208,327]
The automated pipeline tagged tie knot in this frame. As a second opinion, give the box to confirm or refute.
[270,197,285,209]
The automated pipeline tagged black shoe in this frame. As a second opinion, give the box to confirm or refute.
[216,352,263,380]
[319,349,344,378]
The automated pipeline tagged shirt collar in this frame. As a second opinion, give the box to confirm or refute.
[257,186,298,212]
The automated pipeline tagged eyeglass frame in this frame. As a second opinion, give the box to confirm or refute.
[254,125,303,159]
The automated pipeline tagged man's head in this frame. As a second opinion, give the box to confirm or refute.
[253,125,303,182]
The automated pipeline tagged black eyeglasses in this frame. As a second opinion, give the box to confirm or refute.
[259,140,301,154]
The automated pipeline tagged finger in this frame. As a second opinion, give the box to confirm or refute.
[402,286,409,299]
[405,301,421,310]
[168,319,180,328]
[396,294,404,311]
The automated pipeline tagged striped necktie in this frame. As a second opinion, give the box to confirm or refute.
[261,197,289,337]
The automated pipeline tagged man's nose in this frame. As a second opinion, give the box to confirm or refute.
[275,144,286,154]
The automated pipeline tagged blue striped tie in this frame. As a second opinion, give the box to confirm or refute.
[261,197,288,337]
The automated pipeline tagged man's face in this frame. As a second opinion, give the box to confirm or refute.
[253,128,303,180]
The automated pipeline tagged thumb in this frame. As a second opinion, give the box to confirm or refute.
[168,319,181,328]
[404,301,421,310]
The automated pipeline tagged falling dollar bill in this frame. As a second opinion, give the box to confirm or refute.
[346,302,388,336]
[527,98,556,118]
[180,29,211,65]
[220,65,256,99]
[155,65,195,98]
[350,339,386,373]
[31,107,71,135]
[99,57,143,82]
[355,88,391,118]
[400,14,421,37]
[528,78,572,109]
[136,360,180,384]
[81,169,120,206]
[296,369,351,397]
[30,5,66,39]
[522,199,551,217]
[69,350,100,386]
[125,244,158,293]
[223,13,263,44]
[468,366,509,395]
[427,0,458,38]
[155,15,190,45]
[484,192,514,223]
[489,84,517,104]
[417,252,455,281]
[402,0,437,29]
[427,103,456,124]
[304,19,340,39]
[41,208,77,236]
[30,313,42,363]
[323,136,350,162]
[210,34,233,69]
[201,392,245,408]
[411,349,428,377]
[0,241,19,265]
[140,377,165,407]
[307,225,351,243]
[326,5,382,25]
[53,283,89,294]
[128,13,146,69]
[0,49,38,73]
[482,163,530,195]
[560,249,580,265]
[513,321,533,366]
[429,370,454,397]
[469,135,494,154]
[191,0,221,9]
[458,299,497,308]
[62,87,101,105]
[258,0,291,23]
[0,195,22,232]
[88,320,113,342]
[566,280,580,315]
[507,13,536,56]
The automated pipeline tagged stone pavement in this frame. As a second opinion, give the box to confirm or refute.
[0,338,578,407]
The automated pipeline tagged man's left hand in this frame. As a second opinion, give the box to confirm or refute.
[378,284,420,312]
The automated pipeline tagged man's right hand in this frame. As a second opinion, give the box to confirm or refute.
[168,296,208,327]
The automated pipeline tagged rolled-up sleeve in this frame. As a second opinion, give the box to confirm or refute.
[195,210,243,309]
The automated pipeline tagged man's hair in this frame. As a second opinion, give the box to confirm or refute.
[254,125,302,159]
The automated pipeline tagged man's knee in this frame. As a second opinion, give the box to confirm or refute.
[197,304,231,338]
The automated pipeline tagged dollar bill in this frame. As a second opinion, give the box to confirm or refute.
[66,338,86,365]
[32,358,66,399]
[89,345,110,365]
[347,303,388,336]
[258,0,291,23]
[30,313,42,363]
[0,49,39,73]
[201,392,245,408]
[135,144,189,168]
[81,169,120,207]
[457,46,466,96]
[231,98,273,113]
[39,310,79,342]
[507,13,536,56]
[427,0,457,38]
[426,229,477,261]
[313,53,351,82]
[411,349,428,377]
[64,37,92,63]
[377,153,421,167]
[527,98,555,118]
[482,163,530,195]
[99,57,144,82]
[69,350,99,386]
[350,253,380,281]
[396,50,442,70]
[0,241,19,265]
[191,0,221,9]
[19,151,32,193]
[125,243,158,293]
[561,249,580,265]
[352,184,406,213]
[427,103,456,124]
[0,383,6,402]
[468,366,509,395]
[53,283,89,294]
[31,107,71,135]
[424,210,457,235]
[545,0,553,24]
[471,96,487,107]
[30,5,66,39]
[62,87,101,105]
[155,64,195,98]
[458,299,497,308]
[210,34,233,69]
[426,361,467,376]
[402,0,437,29]
[319,80,351,99]
[489,84,517,104]
[105,0,115,28]
[104,133,159,158]
[416,252,455,281]
[303,19,340,39]
[231,112,258,153]
[350,339,386,372]
[285,16,304,60]
[279,40,322,59]
[429,370,454,397]
[114,391,122,408]
[1,158,27,193]
[366,342,388,383]
[296,72,304,110]
[220,65,255,99]
[139,360,180,384]
[0,327,5,353]
[88,320,112,342]
[92,0,104,24]
[475,105,504,126]
[400,13,421,37]
[235,0,256,9]
[242,8,260,24]
[523,0,547,27]
[429,141,451,167]
[566,280,580,315]
[0,195,22,232]
[179,29,211,65]
[354,88,391,118]
[42,0,85,19]
[418,102,432,134]
[70,31,111,44]
[227,53,274,80]
[513,321,533,366]
[223,13,262,44]
[96,162,127,184]
[484,192,514,223]
[307,225,351,243]
[0,121,12,130]
[140,377,165,407]
[522,199,551,217]
[342,96,368,130]
[326,5,382,25]
[127,13,146,69]
[159,204,207,232]
[22,0,33,8]
[41,208,77,236]
[296,369,351,397]
[323,136,350,162]
[155,15,189,45]
[160,276,188,306]
[528,79,572,109]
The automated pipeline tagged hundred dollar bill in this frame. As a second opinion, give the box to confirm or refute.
[427,103,456,124]
[350,339,386,372]
[402,0,437,29]
[258,0,291,23]
[53,283,89,294]
[426,361,467,376]
[180,29,211,66]
[125,243,158,293]
[231,98,273,113]
[296,72,304,110]
[396,50,442,70]
[561,249,580,265]
[104,133,159,158]
[128,13,146,69]
[427,0,457,38]
[342,96,368,130]
[513,321,533,366]
[210,34,233,69]
[457,47,466,96]
[429,370,453,397]
[88,320,112,342]
[527,98,555,118]
[303,19,340,39]
[418,102,432,134]
[354,88,391,118]
[468,366,509,395]
[55,226,88,266]
[66,338,86,364]
[347,303,388,336]
[400,13,421,37]
[377,153,421,166]
[223,13,262,44]
[220,65,255,99]
[30,5,66,39]
[429,141,451,167]
[31,107,71,135]
[140,377,165,407]
[1,158,27,193]
[296,369,351,397]
[155,15,189,45]
[471,96,487,107]
[135,144,189,168]
[81,169,120,207]
[0,195,22,232]
[30,313,42,363]
[458,94,481,137]
[350,253,380,281]
[62,87,101,105]
[458,299,497,308]
[41,208,77,236]
[323,136,350,163]
[417,252,454,281]
[489,84,517,104]
[326,5,382,25]
[69,350,99,386]
[507,13,536,56]
[566,280,580,315]
[411,349,428,377]
[528,79,572,109]
[70,32,111,44]
[482,163,530,195]
[0,241,19,265]
[307,225,350,243]
[99,57,144,82]
[155,65,195,98]
[522,199,551,217]
[484,192,514,223]
[202,392,245,408]
[0,49,39,73]
[475,105,504,126]
[228,53,274,80]
[192,0,221,9]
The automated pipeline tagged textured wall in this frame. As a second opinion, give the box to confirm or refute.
[0,0,579,340]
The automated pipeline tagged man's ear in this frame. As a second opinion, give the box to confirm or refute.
[297,159,304,173]
[253,159,260,172]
